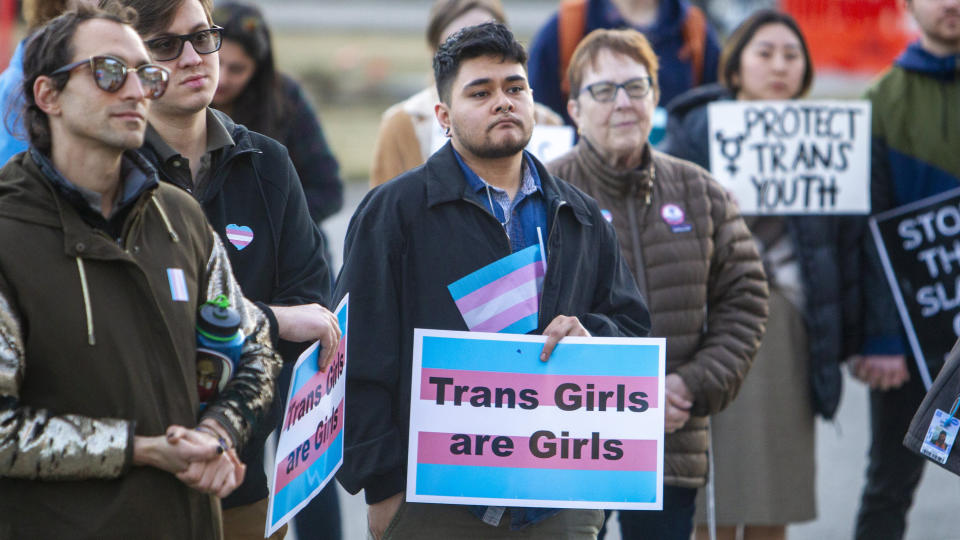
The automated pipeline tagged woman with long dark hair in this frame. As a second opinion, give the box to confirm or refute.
[661,10,862,540]
[212,1,343,227]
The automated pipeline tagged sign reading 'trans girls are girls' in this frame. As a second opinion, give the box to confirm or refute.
[407,329,666,510]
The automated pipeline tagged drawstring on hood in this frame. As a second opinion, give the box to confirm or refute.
[74,195,182,346]
[75,257,95,346]
[151,195,180,243]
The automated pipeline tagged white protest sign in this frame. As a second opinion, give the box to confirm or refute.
[407,329,666,510]
[707,100,871,215]
[266,295,348,536]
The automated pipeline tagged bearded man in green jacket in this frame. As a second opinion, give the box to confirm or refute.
[0,5,281,538]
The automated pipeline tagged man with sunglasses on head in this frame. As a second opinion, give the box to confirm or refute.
[0,4,282,538]
[113,0,340,538]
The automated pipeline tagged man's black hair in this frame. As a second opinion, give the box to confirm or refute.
[432,21,527,104]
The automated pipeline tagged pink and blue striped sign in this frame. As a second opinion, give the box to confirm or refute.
[266,295,348,537]
[406,329,666,510]
[447,245,545,334]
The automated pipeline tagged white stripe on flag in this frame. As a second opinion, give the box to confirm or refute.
[461,279,540,329]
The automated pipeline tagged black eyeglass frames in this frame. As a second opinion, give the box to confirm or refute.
[144,26,223,62]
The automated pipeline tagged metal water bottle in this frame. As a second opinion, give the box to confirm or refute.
[196,295,244,409]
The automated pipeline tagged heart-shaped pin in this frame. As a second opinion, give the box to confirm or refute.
[226,224,254,250]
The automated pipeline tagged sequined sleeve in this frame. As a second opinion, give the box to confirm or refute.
[198,232,282,452]
[0,275,131,480]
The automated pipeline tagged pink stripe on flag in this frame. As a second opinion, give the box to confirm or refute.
[454,261,545,313]
[282,371,329,432]
[228,231,253,239]
[274,400,344,492]
[419,369,659,408]
[470,295,539,333]
[417,431,657,471]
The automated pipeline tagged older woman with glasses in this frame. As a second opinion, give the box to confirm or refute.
[548,27,769,540]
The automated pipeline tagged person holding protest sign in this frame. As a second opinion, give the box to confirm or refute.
[0,4,282,537]
[336,21,650,539]
[658,10,863,540]
[547,27,768,540]
[853,0,960,538]
[368,0,563,188]
[112,0,341,538]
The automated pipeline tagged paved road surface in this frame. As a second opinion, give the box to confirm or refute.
[294,181,959,540]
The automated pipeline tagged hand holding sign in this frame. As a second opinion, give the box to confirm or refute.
[540,315,591,362]
[271,303,342,371]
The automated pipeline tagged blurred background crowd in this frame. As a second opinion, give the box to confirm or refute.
[1,1,956,540]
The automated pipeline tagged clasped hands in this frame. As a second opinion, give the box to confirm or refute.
[133,420,245,498]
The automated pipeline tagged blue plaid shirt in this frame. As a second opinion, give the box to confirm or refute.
[454,149,549,254]
[453,148,560,529]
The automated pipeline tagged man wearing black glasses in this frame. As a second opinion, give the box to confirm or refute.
[115,0,340,538]
[0,4,281,538]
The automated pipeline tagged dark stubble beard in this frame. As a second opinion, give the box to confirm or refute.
[454,123,533,159]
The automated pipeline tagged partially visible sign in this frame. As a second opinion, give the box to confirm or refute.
[870,189,960,389]
[266,295,348,536]
[406,329,666,510]
[708,100,871,215]
[430,123,574,164]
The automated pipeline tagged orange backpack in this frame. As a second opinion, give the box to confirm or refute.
[558,0,707,99]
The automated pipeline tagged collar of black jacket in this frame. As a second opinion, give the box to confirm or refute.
[144,108,235,163]
[423,141,592,225]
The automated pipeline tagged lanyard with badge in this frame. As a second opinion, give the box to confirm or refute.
[920,396,960,464]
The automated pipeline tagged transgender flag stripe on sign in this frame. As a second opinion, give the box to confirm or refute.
[448,245,544,334]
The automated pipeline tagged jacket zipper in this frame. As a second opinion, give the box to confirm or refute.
[463,198,512,253]
[537,199,567,328]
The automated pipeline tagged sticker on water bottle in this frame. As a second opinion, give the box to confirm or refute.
[196,348,234,407]
[920,409,960,464]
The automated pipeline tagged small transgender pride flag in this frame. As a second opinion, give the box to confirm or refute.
[167,268,189,302]
[447,244,545,334]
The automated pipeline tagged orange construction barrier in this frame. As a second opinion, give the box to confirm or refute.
[781,0,917,75]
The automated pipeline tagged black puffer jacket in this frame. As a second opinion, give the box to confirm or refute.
[659,84,863,418]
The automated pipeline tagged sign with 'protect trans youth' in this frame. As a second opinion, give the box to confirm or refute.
[708,100,871,215]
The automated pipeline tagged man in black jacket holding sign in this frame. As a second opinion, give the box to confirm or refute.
[334,22,650,539]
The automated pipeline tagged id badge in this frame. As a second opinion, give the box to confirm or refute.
[920,409,960,464]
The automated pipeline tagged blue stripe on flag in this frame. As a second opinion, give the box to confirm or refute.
[499,313,540,334]
[271,430,344,523]
[420,335,660,376]
[447,245,541,301]
[415,464,657,503]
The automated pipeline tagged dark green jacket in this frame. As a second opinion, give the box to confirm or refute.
[862,42,960,359]
[0,150,281,539]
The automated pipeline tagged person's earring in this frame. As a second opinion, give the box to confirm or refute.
[445,127,451,137]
